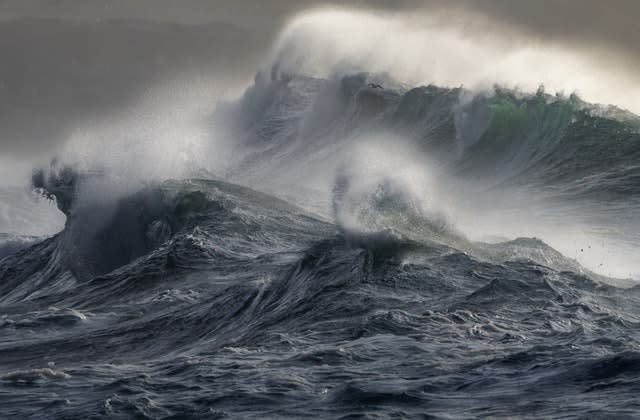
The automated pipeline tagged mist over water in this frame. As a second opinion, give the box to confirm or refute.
[13,8,637,278]
[269,9,640,114]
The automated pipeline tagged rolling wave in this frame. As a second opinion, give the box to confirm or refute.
[1,174,639,418]
[1,66,639,418]
[227,71,640,197]
[219,71,640,276]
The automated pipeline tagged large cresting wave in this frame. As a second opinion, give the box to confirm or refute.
[1,9,640,418]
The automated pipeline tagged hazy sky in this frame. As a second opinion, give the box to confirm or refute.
[2,0,638,51]
[0,0,638,183]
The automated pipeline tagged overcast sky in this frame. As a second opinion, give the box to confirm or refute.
[2,0,638,50]
[0,0,638,183]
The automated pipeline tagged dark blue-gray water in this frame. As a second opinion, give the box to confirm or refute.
[1,73,640,419]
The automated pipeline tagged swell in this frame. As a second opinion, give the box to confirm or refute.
[20,72,640,283]
[1,171,640,418]
[0,177,335,302]
[223,71,640,200]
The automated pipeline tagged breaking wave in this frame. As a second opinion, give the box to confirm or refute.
[2,11,640,418]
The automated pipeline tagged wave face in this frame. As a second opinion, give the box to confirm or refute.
[220,72,640,276]
[2,71,640,418]
[229,72,640,196]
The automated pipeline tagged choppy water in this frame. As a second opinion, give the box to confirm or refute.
[1,71,640,418]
